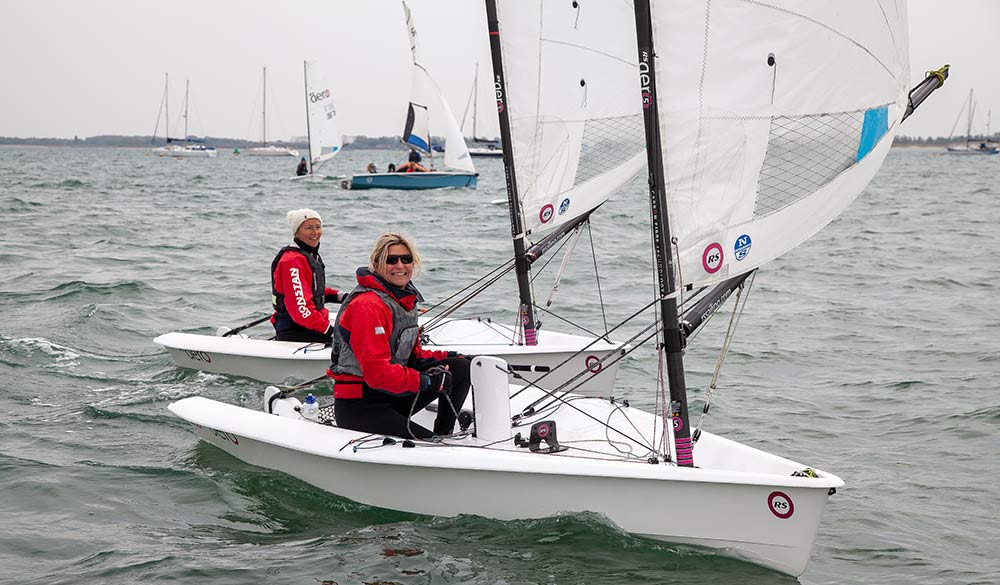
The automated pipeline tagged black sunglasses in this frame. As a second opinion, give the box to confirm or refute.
[386,254,414,265]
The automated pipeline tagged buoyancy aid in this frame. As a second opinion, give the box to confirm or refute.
[271,242,326,334]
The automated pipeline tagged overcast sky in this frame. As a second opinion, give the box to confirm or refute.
[1,0,996,141]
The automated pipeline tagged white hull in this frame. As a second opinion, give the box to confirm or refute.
[245,145,300,157]
[154,145,217,158]
[169,361,842,577]
[154,317,624,395]
[468,147,503,157]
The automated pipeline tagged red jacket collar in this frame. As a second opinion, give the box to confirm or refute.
[355,268,422,311]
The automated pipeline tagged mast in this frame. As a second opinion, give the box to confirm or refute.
[302,60,313,174]
[485,0,539,346]
[262,66,268,147]
[472,62,479,139]
[165,73,170,143]
[183,79,190,146]
[966,89,974,147]
[633,0,694,466]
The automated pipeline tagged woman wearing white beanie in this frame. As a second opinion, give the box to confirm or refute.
[269,208,346,343]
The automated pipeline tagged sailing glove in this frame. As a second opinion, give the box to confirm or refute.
[421,365,453,394]
[325,290,348,303]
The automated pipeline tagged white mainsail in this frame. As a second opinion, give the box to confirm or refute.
[494,1,646,235]
[401,2,475,173]
[648,1,910,287]
[304,60,342,167]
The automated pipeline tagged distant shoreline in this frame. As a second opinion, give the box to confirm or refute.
[0,135,440,150]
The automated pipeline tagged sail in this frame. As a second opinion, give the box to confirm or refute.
[305,60,342,166]
[400,2,474,172]
[648,1,910,287]
[402,2,432,154]
[494,1,646,236]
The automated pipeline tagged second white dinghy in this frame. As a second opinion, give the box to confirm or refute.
[154,316,625,396]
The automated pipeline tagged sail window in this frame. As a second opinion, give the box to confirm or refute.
[573,113,646,186]
[754,110,865,218]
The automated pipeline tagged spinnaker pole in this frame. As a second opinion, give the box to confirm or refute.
[634,0,693,466]
[485,0,538,346]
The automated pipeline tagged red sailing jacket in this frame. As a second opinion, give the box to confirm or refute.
[328,270,448,399]
[271,248,340,334]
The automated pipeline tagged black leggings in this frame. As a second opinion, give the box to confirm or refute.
[334,357,471,440]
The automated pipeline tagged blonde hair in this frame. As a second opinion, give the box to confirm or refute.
[369,232,422,277]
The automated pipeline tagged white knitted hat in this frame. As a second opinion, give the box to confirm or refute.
[287,208,322,235]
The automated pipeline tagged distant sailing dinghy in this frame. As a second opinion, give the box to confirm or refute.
[152,75,217,158]
[168,1,945,576]
[290,59,345,181]
[344,2,477,190]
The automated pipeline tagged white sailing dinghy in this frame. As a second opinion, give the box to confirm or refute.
[459,63,503,158]
[245,67,300,158]
[343,2,478,190]
[168,1,943,575]
[290,59,345,181]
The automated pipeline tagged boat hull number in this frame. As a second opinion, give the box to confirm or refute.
[182,350,213,363]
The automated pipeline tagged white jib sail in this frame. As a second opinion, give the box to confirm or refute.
[305,60,342,167]
[494,1,646,236]
[649,0,910,287]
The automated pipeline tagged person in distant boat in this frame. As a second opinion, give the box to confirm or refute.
[387,163,396,173]
[296,157,308,176]
[395,160,428,173]
[366,162,378,173]
[270,209,346,344]
[408,149,422,164]
[327,232,471,440]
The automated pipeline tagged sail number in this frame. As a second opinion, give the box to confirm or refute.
[768,491,795,519]
[183,350,213,363]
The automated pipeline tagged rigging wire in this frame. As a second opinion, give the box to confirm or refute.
[692,271,756,442]
[587,221,610,337]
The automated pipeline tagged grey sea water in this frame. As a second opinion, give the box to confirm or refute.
[0,145,997,585]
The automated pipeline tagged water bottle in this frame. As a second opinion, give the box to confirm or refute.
[301,393,320,421]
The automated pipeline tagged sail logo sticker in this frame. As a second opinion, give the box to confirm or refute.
[734,234,752,261]
[540,204,555,223]
[559,198,571,215]
[702,243,724,273]
[638,52,652,109]
[495,76,505,113]
[768,491,794,519]
[585,355,603,373]
[308,89,331,103]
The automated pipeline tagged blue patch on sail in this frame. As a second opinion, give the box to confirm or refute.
[856,107,888,161]
[406,135,429,152]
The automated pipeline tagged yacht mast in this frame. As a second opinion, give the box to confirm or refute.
[302,61,313,174]
[262,66,268,146]
[183,79,190,146]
